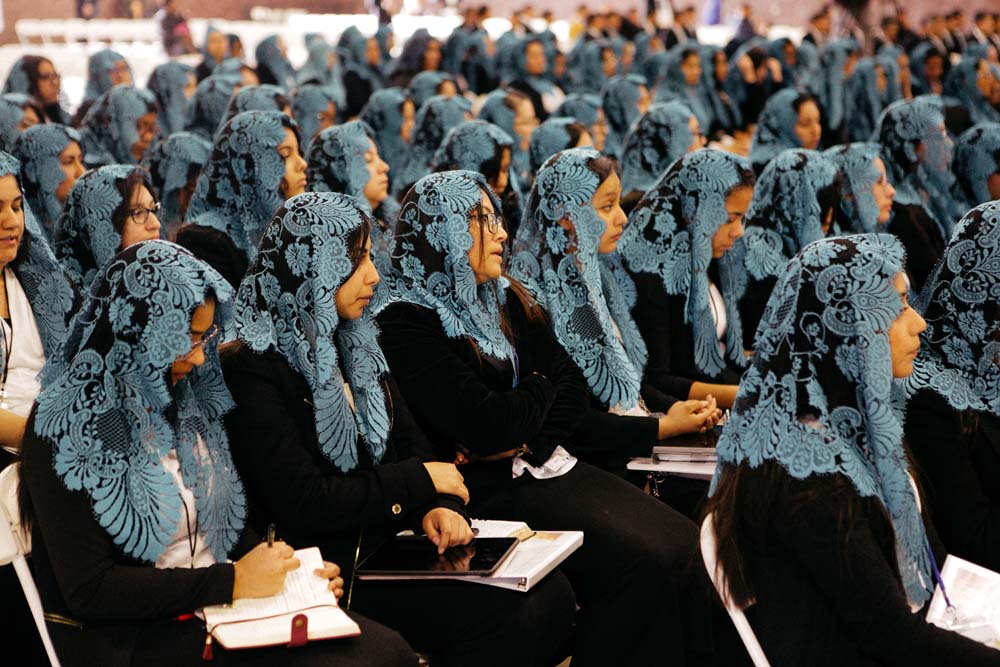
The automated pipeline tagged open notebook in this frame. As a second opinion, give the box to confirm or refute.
[201,547,360,650]
[925,554,1000,649]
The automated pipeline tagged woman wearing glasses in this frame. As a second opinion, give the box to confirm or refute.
[78,85,159,168]
[19,240,416,667]
[52,165,162,289]
[12,124,86,242]
[2,55,69,125]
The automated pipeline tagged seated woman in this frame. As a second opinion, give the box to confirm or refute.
[705,233,1000,666]
[254,35,296,90]
[183,74,237,141]
[223,192,575,667]
[813,38,860,145]
[877,96,964,292]
[295,40,346,109]
[844,58,889,143]
[195,27,228,82]
[73,48,132,124]
[378,169,720,667]
[654,46,712,138]
[79,85,159,168]
[555,93,609,152]
[739,149,842,345]
[177,110,306,288]
[0,151,76,466]
[697,45,742,139]
[571,40,618,95]
[392,94,471,198]
[600,74,651,159]
[145,61,197,136]
[527,117,593,181]
[2,55,69,124]
[509,38,566,116]
[825,142,898,233]
[953,122,1000,212]
[748,88,822,174]
[618,149,755,411]
[343,36,386,121]
[407,70,459,110]
[221,84,291,126]
[20,239,415,667]
[292,84,340,153]
[359,89,414,193]
[143,131,212,239]
[385,30,442,89]
[12,124,85,241]
[53,166,163,289]
[619,101,704,211]
[943,55,1000,126]
[478,88,537,187]
[910,43,947,97]
[903,201,1000,571]
[0,93,44,151]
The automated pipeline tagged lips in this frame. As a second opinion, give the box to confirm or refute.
[0,234,18,245]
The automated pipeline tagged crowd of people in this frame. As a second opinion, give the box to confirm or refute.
[1,2,1000,666]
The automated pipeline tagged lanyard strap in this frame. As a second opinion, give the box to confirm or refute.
[925,538,953,609]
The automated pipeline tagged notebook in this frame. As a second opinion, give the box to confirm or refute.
[628,457,717,481]
[925,554,1000,649]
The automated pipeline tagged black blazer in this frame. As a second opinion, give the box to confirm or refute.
[173,224,249,290]
[906,389,1000,571]
[221,345,465,583]
[887,202,945,294]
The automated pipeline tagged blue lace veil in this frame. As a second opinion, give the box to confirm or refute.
[235,192,389,471]
[306,121,375,204]
[825,142,885,233]
[146,62,194,136]
[620,101,695,195]
[83,49,132,104]
[698,44,742,131]
[292,84,342,153]
[620,149,754,378]
[944,57,1000,125]
[528,117,583,174]
[509,148,646,408]
[749,88,813,172]
[2,57,31,96]
[186,110,297,262]
[382,170,515,367]
[711,233,933,607]
[408,71,455,109]
[574,40,615,94]
[477,89,531,178]
[359,88,410,188]
[953,123,1000,211]
[654,45,713,134]
[904,201,1000,415]
[0,95,36,152]
[876,96,963,242]
[144,132,212,238]
[35,240,244,564]
[600,74,647,158]
[813,38,858,131]
[255,35,296,91]
[876,45,905,104]
[183,74,237,142]
[845,58,887,142]
[79,85,158,167]
[556,93,602,128]
[53,164,146,288]
[433,119,514,177]
[12,124,82,241]
[741,149,840,281]
[394,94,471,197]
[222,85,289,127]
[296,40,347,107]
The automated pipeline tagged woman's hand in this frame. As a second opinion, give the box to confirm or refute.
[422,507,475,555]
[422,462,470,504]
[314,561,345,599]
[232,542,300,600]
[658,396,722,439]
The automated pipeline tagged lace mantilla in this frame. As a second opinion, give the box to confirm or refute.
[953,123,1000,212]
[601,74,647,158]
[222,85,290,127]
[395,94,471,198]
[749,88,810,172]
[83,49,132,103]
[79,84,158,167]
[293,85,342,154]
[12,124,82,241]
[146,62,195,136]
[620,101,696,196]
[183,75,237,142]
[143,132,212,239]
[826,142,884,233]
[359,88,410,188]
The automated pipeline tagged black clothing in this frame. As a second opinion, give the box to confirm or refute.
[194,60,215,83]
[343,68,382,119]
[174,224,249,289]
[377,300,722,667]
[906,389,1000,571]
[886,202,945,294]
[508,79,548,121]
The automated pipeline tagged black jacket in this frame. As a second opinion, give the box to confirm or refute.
[887,202,945,294]
[174,224,249,290]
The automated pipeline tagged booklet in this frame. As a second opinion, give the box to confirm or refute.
[201,547,361,650]
[628,457,717,481]
[925,554,1000,649]
[651,445,718,462]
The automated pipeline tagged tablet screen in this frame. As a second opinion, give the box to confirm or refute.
[357,537,519,577]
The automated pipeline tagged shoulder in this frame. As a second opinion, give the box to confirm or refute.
[377,302,440,330]
[221,344,305,398]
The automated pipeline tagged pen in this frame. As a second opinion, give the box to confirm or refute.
[266,523,275,548]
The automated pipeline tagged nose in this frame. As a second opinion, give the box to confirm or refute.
[886,181,896,199]
[368,263,381,286]
[296,153,307,174]
[912,309,927,335]
[379,157,389,174]
[148,210,161,233]
[731,218,744,240]
[73,161,86,178]
[495,222,509,243]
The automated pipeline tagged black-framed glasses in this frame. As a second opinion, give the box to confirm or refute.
[181,323,221,359]
[129,202,161,225]
[38,71,60,83]
[470,212,505,234]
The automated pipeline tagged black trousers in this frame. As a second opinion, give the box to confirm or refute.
[464,460,715,667]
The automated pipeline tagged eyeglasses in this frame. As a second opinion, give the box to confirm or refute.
[129,202,161,225]
[181,324,221,359]
[38,72,60,83]
[470,211,505,234]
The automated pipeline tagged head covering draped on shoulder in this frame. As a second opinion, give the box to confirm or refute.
[825,142,885,233]
[254,35,296,90]
[79,84,158,167]
[952,122,1000,212]
[712,233,932,607]
[749,88,812,172]
[83,49,132,104]
[235,192,389,471]
[184,74,237,141]
[528,117,582,175]
[394,94,470,197]
[620,101,695,195]
[35,240,243,564]
[844,58,887,142]
[944,57,1000,125]
[293,84,342,153]
[144,132,212,238]
[146,61,195,135]
[12,124,82,241]
[360,88,410,186]
[601,74,647,158]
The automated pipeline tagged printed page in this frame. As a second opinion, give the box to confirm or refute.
[926,555,1000,648]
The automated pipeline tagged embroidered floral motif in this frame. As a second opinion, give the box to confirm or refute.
[146,62,195,136]
[12,124,82,241]
[826,142,884,233]
[79,85,158,167]
[620,101,696,196]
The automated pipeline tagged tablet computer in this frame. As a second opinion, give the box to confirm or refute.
[356,537,519,577]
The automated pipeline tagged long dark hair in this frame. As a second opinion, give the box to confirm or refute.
[111,167,157,236]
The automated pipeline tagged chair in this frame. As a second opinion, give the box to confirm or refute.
[0,464,61,667]
[699,513,771,667]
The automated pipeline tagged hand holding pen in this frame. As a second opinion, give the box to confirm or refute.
[231,524,299,600]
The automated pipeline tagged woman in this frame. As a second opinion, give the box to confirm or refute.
[11,124,85,241]
[749,88,822,174]
[343,35,386,121]
[509,38,565,115]
[183,74,237,141]
[698,45,741,138]
[527,117,592,179]
[619,101,703,205]
[705,233,1000,666]
[79,85,159,168]
[407,70,458,110]
[21,239,415,667]
[944,56,1000,125]
[573,40,618,94]
[386,30,442,88]
[904,201,1000,572]
[143,132,212,239]
[393,94,471,198]
[910,42,947,96]
[619,149,755,410]
[654,46,711,137]
[2,55,69,124]
[844,58,889,143]
[79,48,132,111]
[254,35,296,90]
[555,93,609,152]
[477,88,537,186]
[195,26,228,82]
[953,122,1000,211]
[224,191,575,667]
[877,96,962,291]
[600,74,651,158]
[295,39,347,109]
[739,149,842,343]
[146,61,197,136]
[221,84,291,127]
[378,169,718,667]
[292,84,340,153]
[0,151,76,465]
[0,94,43,152]
[360,89,414,192]
[825,142,897,233]
[812,37,860,145]
[178,111,306,287]
[52,165,162,288]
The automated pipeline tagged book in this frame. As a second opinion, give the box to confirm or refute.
[925,555,1000,649]
[358,519,583,592]
[651,445,718,463]
[628,457,717,481]
[200,546,361,650]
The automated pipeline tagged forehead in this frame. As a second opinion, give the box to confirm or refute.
[478,190,494,211]
[593,172,621,198]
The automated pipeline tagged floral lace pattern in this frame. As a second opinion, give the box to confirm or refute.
[183,74,237,142]
[293,85,342,153]
[221,85,290,127]
[944,57,1000,125]
[255,35,297,91]
[395,95,471,197]
[143,132,212,238]
[12,124,82,241]
[80,84,158,167]
[621,149,753,377]
[904,201,1000,415]
[845,58,887,143]
[359,88,410,188]
[36,240,243,564]
[186,110,295,261]
[146,62,195,136]
[953,123,1000,212]
[235,192,389,471]
[711,233,933,606]
[478,89,530,179]
[433,120,514,176]
[510,148,646,408]
[307,120,375,203]
[813,38,858,131]
[0,94,35,152]
[825,142,884,233]
[83,49,132,103]
[528,118,579,174]
[555,94,602,129]
[601,74,647,158]
[749,88,810,172]
[620,101,696,195]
